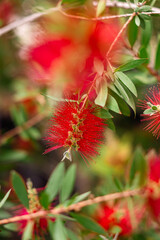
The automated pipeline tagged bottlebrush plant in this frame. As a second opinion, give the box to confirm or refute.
[0,0,160,239]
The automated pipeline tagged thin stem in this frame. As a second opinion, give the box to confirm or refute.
[0,188,141,225]
[0,112,47,145]
[80,74,98,110]
[106,12,136,58]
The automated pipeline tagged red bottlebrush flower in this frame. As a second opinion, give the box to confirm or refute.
[139,85,160,139]
[95,204,144,236]
[44,101,105,163]
[146,151,160,222]
[16,180,54,237]
[17,208,48,236]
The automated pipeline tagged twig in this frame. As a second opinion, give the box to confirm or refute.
[0,188,141,225]
[124,43,160,82]
[0,1,160,37]
[0,112,47,145]
[106,12,136,57]
[0,7,59,37]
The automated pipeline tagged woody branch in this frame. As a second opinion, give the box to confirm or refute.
[0,188,141,225]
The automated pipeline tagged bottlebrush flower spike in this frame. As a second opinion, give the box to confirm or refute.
[139,85,160,139]
[95,203,144,236]
[146,151,160,222]
[44,101,105,163]
[16,180,53,237]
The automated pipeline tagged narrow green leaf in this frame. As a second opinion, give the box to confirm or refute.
[138,5,152,12]
[107,95,120,114]
[155,37,160,70]
[115,72,137,96]
[123,86,136,114]
[98,108,113,119]
[71,191,90,204]
[139,16,146,29]
[11,171,29,209]
[107,119,115,131]
[53,218,67,240]
[60,164,76,203]
[115,59,148,72]
[22,221,34,240]
[113,79,136,114]
[70,213,106,235]
[129,147,147,186]
[135,15,140,27]
[0,189,11,208]
[0,150,28,162]
[96,0,106,17]
[95,81,108,107]
[110,90,130,116]
[128,17,138,47]
[114,79,130,101]
[66,229,79,240]
[139,46,149,62]
[43,162,65,204]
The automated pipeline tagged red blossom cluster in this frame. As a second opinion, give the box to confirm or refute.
[95,203,144,236]
[139,85,160,139]
[44,101,105,163]
[146,151,160,223]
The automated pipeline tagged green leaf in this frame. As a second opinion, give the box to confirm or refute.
[113,79,136,113]
[114,79,129,101]
[96,0,106,17]
[71,191,90,204]
[128,17,138,47]
[70,213,106,235]
[139,16,146,29]
[138,5,152,12]
[129,147,147,186]
[123,86,136,114]
[66,229,79,240]
[139,46,149,62]
[135,15,140,27]
[115,59,148,72]
[11,171,29,209]
[60,164,76,203]
[42,162,65,205]
[115,72,137,97]
[0,189,11,208]
[0,150,28,162]
[110,90,130,116]
[107,119,115,131]
[155,36,160,70]
[140,13,151,20]
[98,108,113,119]
[61,0,86,5]
[53,218,67,240]
[107,95,120,114]
[95,81,108,107]
[22,221,34,240]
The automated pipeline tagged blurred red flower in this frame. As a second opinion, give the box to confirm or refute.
[0,0,13,26]
[139,85,160,139]
[44,101,105,163]
[23,20,123,94]
[16,208,48,236]
[146,151,160,222]
[95,203,144,236]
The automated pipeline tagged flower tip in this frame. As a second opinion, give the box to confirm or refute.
[61,148,72,162]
